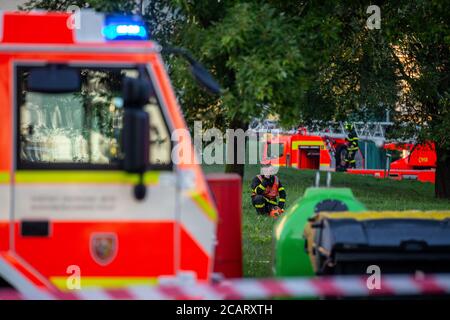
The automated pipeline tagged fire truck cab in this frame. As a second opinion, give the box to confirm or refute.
[0,11,220,290]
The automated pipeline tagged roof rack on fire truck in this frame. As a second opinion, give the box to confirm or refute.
[248,119,394,145]
[306,121,393,143]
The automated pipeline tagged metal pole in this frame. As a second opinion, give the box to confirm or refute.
[386,153,392,179]
[315,171,320,187]
[364,141,368,169]
[326,171,331,187]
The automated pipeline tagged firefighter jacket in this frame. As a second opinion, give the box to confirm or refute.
[251,175,286,208]
[346,129,359,152]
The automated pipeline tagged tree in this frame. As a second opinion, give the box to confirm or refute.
[383,0,450,198]
[260,0,448,198]
[168,1,341,176]
[297,0,449,198]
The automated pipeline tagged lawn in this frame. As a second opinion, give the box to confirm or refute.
[202,164,450,278]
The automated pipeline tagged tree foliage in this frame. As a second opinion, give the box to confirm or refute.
[169,1,343,130]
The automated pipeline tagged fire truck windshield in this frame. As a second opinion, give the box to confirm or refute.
[16,65,172,169]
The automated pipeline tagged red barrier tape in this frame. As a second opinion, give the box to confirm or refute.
[1,274,450,300]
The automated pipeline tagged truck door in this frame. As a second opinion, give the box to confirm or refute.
[12,64,176,289]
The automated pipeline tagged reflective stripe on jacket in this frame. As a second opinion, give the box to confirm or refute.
[255,175,279,199]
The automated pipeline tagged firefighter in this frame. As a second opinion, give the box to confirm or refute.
[344,122,359,169]
[251,166,286,216]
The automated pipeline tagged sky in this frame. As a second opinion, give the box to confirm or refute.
[0,0,27,10]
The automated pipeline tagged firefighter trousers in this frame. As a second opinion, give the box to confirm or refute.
[252,195,277,215]
[345,149,357,168]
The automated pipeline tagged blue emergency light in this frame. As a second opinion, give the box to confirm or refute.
[103,15,148,41]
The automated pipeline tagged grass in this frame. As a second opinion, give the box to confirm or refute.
[203,163,450,278]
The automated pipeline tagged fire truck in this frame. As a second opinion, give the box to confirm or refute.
[0,10,242,291]
[262,131,363,171]
[262,130,436,183]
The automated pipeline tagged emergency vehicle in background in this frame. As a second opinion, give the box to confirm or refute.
[0,10,242,291]
[262,130,353,171]
[262,129,436,183]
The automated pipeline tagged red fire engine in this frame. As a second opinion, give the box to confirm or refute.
[263,130,436,183]
[0,10,241,291]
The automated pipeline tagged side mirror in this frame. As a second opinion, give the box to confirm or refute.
[161,46,222,95]
[27,65,81,93]
[122,77,151,200]
[123,109,149,173]
[190,61,222,95]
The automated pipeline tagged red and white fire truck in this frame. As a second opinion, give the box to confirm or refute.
[0,10,242,292]
[263,130,436,183]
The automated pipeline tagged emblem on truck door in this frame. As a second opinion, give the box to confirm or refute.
[90,233,118,266]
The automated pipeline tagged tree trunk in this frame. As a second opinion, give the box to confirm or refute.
[225,118,248,178]
[435,145,450,199]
